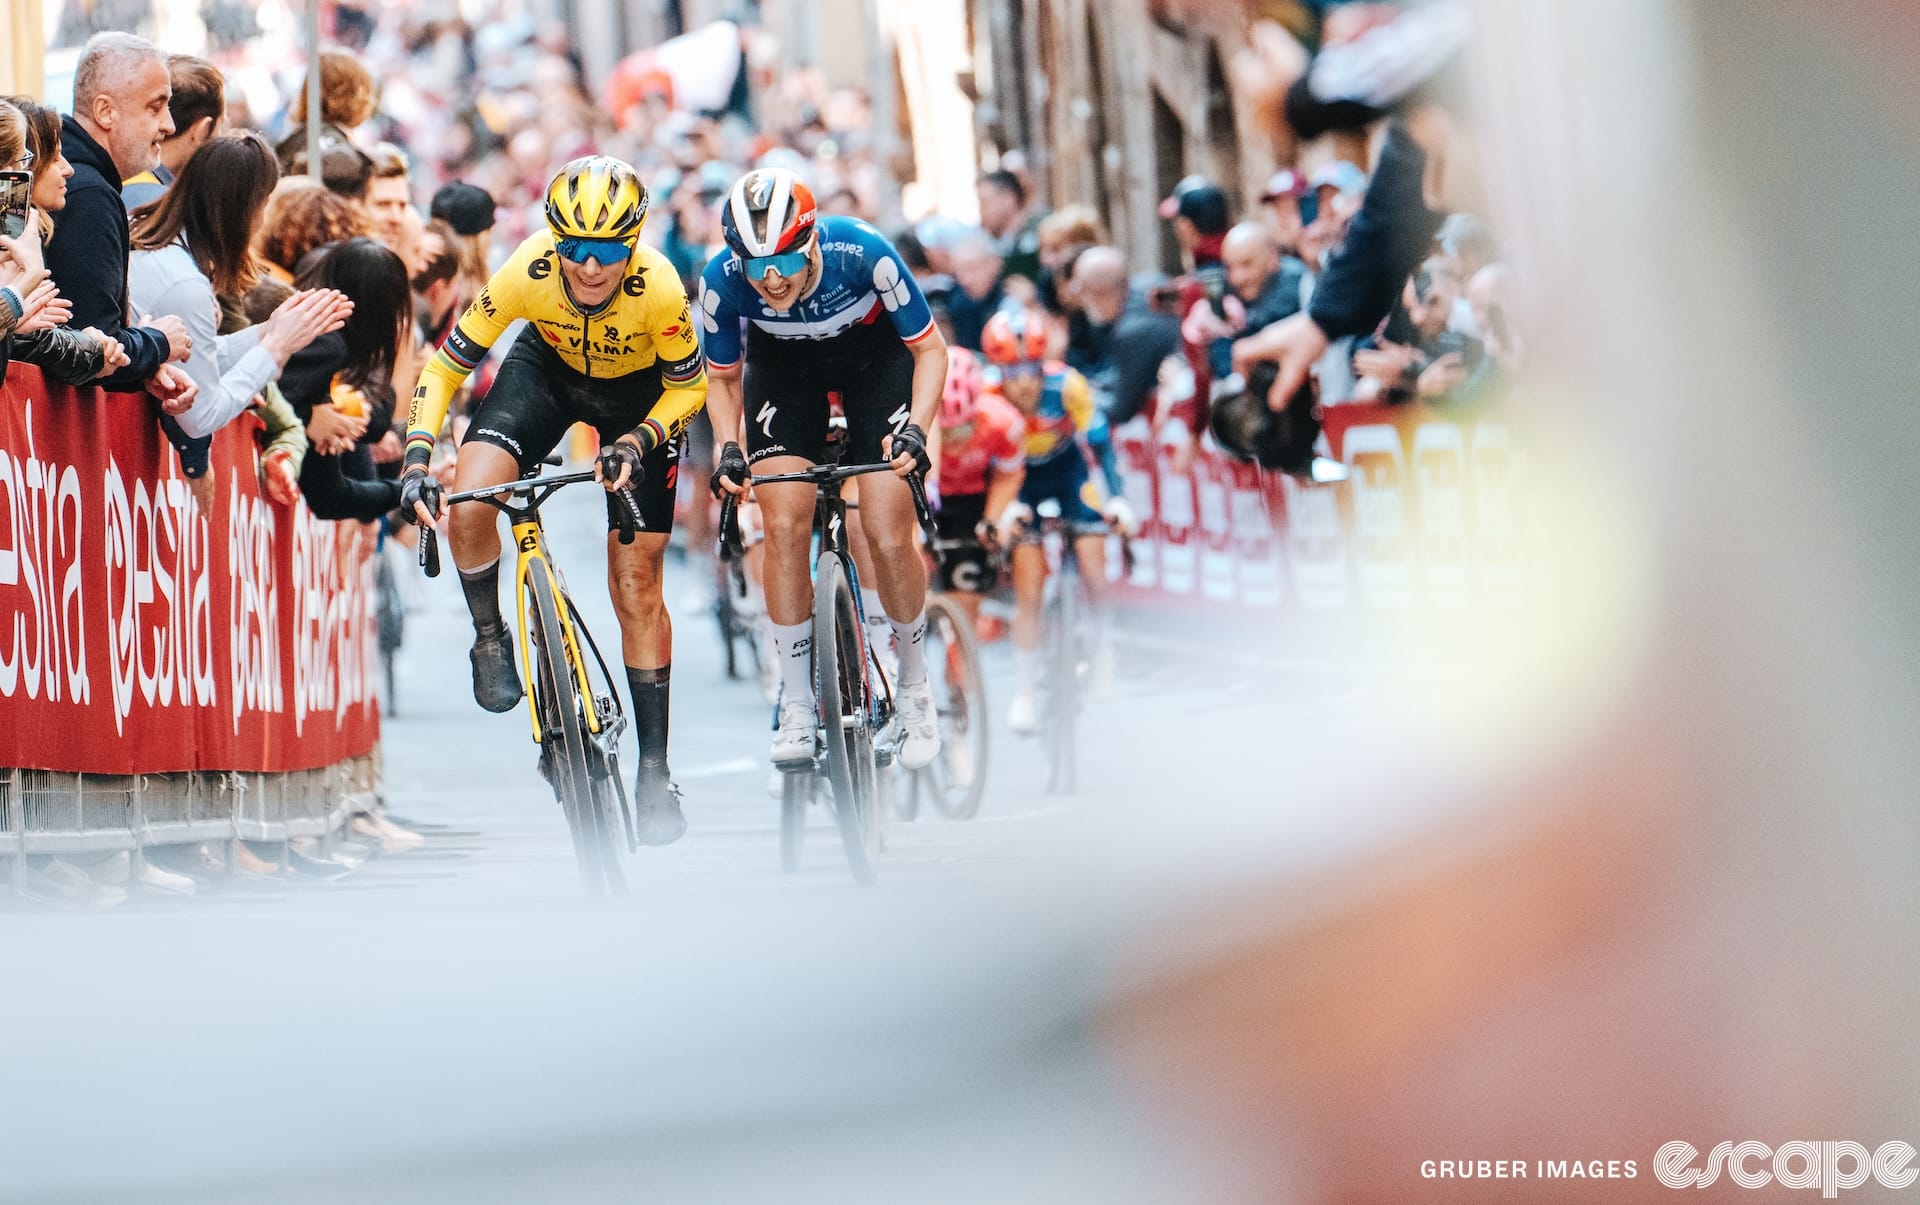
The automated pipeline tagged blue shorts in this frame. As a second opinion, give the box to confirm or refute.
[1018,454,1105,532]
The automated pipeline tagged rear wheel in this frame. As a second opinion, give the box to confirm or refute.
[528,567,620,898]
[924,594,989,819]
[814,556,878,886]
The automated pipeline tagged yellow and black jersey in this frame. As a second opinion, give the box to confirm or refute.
[408,231,706,460]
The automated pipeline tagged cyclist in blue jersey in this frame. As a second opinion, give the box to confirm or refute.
[702,168,950,771]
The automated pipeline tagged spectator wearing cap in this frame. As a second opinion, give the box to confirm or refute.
[429,180,496,302]
[1159,174,1230,272]
[121,55,225,210]
[44,32,197,409]
[1259,168,1309,254]
[1309,160,1368,223]
[978,167,1046,285]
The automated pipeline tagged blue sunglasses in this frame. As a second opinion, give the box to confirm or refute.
[743,249,809,281]
[556,237,635,266]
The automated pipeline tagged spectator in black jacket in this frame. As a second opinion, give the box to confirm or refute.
[945,230,1009,353]
[42,33,196,411]
[279,239,408,522]
[1066,246,1181,428]
[1182,222,1307,380]
[1232,117,1447,410]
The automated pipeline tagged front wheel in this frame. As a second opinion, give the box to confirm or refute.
[528,566,624,898]
[923,594,989,819]
[814,556,879,886]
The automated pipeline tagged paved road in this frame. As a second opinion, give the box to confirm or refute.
[364,479,1356,903]
[2,482,1436,1204]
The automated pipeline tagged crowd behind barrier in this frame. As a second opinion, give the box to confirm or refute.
[1110,400,1527,615]
[0,365,379,866]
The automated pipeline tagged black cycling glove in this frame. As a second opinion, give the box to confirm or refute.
[398,470,442,526]
[711,440,748,498]
[888,422,932,475]
[597,438,645,490]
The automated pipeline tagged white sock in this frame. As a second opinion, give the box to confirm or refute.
[772,621,815,709]
[1014,646,1039,696]
[861,587,885,625]
[890,611,928,687]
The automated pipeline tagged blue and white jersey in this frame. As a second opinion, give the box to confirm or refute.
[697,216,937,368]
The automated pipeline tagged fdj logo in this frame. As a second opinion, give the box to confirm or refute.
[1655,1140,1919,1196]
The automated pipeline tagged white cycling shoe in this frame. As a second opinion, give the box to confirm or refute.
[771,701,818,767]
[895,679,941,771]
[1008,690,1040,736]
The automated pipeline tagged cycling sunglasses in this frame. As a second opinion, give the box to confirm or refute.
[743,248,809,281]
[555,237,636,266]
[999,361,1045,380]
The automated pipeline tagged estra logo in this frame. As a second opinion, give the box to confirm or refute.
[1655,1140,1919,1197]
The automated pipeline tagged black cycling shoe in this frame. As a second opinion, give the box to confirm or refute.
[469,629,524,713]
[632,771,687,847]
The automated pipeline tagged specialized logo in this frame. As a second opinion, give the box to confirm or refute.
[757,401,778,438]
[888,403,910,430]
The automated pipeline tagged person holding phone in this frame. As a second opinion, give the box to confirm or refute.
[2,95,128,383]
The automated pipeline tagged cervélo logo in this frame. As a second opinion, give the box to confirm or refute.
[1655,1140,1919,1197]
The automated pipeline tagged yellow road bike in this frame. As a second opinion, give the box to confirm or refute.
[420,464,643,898]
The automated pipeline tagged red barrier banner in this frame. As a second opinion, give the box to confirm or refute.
[0,366,379,773]
[1111,401,1532,613]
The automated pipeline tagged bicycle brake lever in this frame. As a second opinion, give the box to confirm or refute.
[419,527,441,578]
[717,494,741,562]
[905,473,943,569]
[615,486,641,546]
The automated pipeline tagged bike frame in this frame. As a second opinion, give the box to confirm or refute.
[425,469,612,745]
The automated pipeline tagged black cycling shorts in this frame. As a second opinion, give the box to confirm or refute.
[740,320,916,467]
[464,325,684,534]
[933,492,997,593]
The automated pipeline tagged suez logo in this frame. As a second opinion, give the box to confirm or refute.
[1655,1140,1920,1196]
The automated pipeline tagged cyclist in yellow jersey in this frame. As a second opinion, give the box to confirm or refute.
[401,156,707,845]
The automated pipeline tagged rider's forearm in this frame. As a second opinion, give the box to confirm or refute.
[984,468,1023,523]
[640,380,708,453]
[908,333,949,433]
[706,368,746,447]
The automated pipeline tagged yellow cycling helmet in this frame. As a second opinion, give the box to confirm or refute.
[544,155,649,242]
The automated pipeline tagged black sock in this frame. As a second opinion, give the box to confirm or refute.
[458,559,504,637]
[627,664,671,777]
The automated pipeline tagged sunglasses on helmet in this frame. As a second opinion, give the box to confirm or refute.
[555,237,636,266]
[743,248,810,281]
